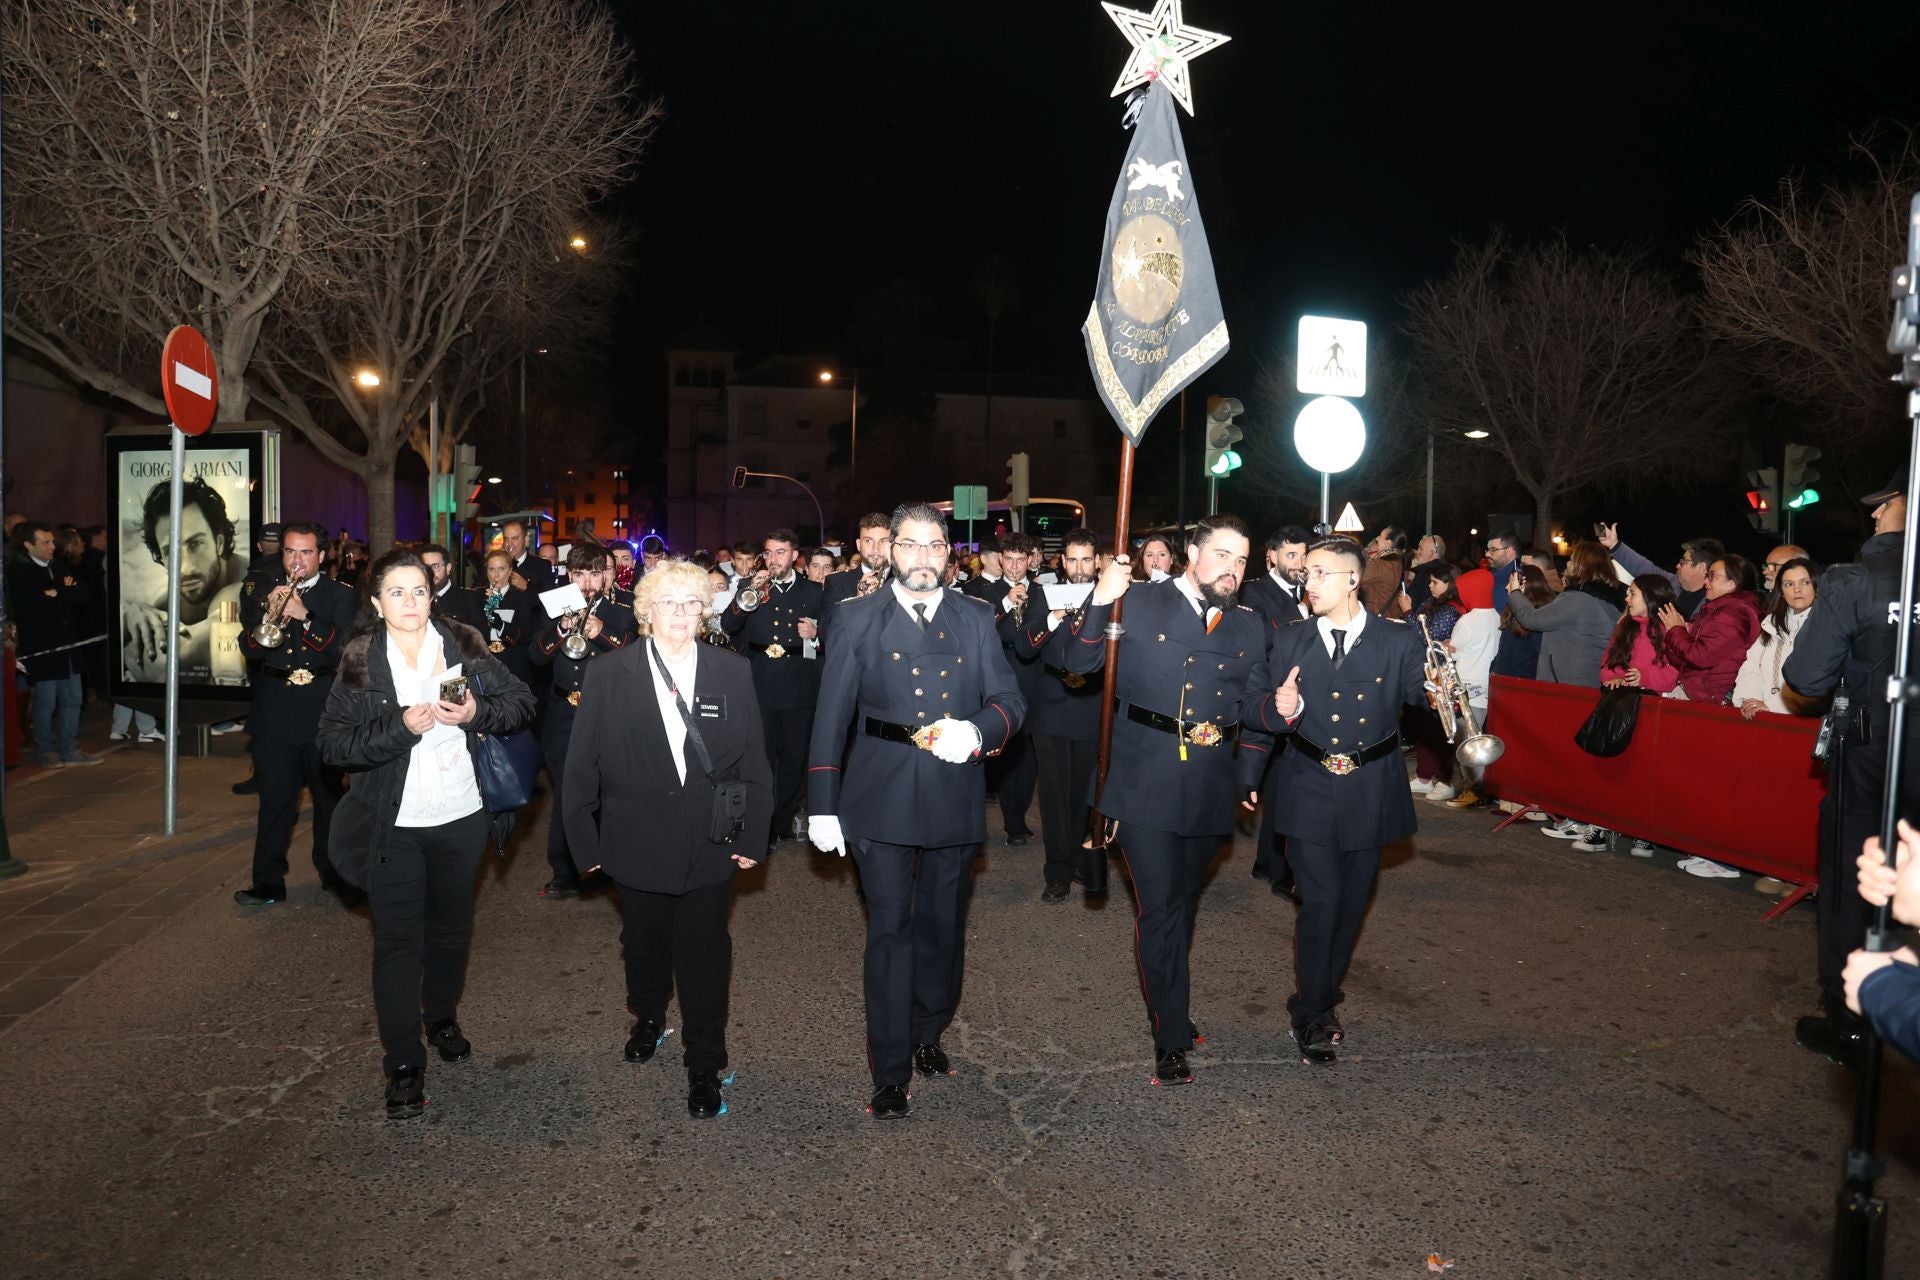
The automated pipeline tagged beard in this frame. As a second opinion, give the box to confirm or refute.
[891,553,941,592]
[1197,575,1238,609]
[1281,566,1307,586]
[1065,569,1096,585]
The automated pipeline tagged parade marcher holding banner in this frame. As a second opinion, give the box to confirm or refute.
[807,503,1025,1119]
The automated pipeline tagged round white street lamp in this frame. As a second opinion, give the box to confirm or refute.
[1293,395,1366,525]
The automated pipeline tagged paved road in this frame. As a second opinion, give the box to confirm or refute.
[3,757,1917,1279]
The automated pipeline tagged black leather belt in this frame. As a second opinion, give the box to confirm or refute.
[747,641,793,658]
[1292,732,1400,776]
[1044,663,1093,690]
[1121,700,1237,746]
[862,716,919,744]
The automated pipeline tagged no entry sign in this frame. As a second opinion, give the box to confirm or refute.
[161,325,219,436]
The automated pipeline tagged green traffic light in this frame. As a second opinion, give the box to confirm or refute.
[1208,449,1242,477]
[1786,488,1820,510]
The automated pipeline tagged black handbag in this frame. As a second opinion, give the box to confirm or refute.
[650,641,750,846]
[1574,686,1642,757]
[467,671,542,812]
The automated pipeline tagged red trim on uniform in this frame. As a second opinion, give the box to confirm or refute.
[303,625,334,651]
[988,702,1013,746]
[1240,741,1269,754]
[808,764,840,773]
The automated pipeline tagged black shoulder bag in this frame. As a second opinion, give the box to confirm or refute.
[649,641,749,845]
[1573,686,1642,757]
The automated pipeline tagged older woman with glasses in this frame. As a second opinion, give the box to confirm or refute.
[562,558,772,1119]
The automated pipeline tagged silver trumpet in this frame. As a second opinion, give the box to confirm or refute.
[734,570,770,612]
[1415,614,1506,769]
[253,580,292,648]
[562,599,598,659]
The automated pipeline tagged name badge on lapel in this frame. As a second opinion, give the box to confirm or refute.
[692,693,727,720]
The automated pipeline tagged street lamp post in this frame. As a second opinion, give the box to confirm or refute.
[1424,427,1490,537]
[819,369,859,486]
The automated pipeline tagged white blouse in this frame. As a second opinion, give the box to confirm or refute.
[386,633,484,828]
[647,640,700,784]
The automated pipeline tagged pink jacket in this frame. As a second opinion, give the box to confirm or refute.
[1663,591,1762,704]
[1599,620,1680,693]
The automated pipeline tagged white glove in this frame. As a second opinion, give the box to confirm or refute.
[930,719,984,764]
[808,814,847,857]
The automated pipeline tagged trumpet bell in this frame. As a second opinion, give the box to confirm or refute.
[562,632,589,660]
[1455,732,1506,769]
[252,620,285,649]
[735,587,763,612]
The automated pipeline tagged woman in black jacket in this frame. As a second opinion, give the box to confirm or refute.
[563,557,772,1119]
[318,549,536,1120]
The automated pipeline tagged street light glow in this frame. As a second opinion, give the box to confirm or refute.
[486,476,503,485]
[354,369,381,388]
[1464,429,1490,440]
[568,235,588,251]
[818,370,834,383]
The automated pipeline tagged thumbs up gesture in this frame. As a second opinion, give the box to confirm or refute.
[1274,666,1302,720]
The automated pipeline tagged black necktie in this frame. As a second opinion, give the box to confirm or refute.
[1330,628,1348,671]
[912,603,929,632]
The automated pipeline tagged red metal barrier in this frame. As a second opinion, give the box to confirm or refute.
[1480,676,1825,899]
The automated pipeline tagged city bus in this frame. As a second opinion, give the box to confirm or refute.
[930,497,1087,554]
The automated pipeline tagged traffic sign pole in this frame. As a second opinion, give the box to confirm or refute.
[163,426,184,834]
[158,326,219,837]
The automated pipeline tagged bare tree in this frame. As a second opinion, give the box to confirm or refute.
[246,0,659,551]
[1691,131,1917,494]
[2,0,448,418]
[1401,232,1730,549]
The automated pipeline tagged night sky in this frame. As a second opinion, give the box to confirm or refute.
[609,0,1920,549]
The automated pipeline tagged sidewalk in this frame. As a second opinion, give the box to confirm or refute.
[0,709,259,1030]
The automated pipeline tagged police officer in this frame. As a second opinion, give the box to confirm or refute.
[807,502,1025,1119]
[1238,525,1313,898]
[1244,536,1428,1065]
[1011,528,1105,901]
[532,544,637,898]
[1783,470,1920,1069]
[233,521,360,907]
[722,528,824,853]
[1063,514,1275,1087]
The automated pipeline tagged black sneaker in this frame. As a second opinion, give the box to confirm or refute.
[233,883,285,906]
[427,1019,472,1063]
[385,1065,425,1120]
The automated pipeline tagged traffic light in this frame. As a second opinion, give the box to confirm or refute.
[455,444,482,520]
[1745,466,1778,532]
[1204,395,1244,477]
[1006,451,1030,507]
[731,465,748,489]
[1784,443,1821,509]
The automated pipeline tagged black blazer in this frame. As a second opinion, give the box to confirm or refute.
[433,585,488,634]
[562,640,773,893]
[1240,572,1310,629]
[478,583,537,685]
[7,556,89,681]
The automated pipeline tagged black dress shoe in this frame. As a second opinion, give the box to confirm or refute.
[233,883,285,906]
[624,1020,664,1063]
[868,1083,912,1118]
[231,776,259,796]
[687,1070,725,1119]
[1006,832,1032,847]
[1294,1020,1337,1065]
[427,1019,472,1063]
[1041,880,1071,904]
[1272,879,1301,903]
[912,1043,952,1077]
[1796,1009,1866,1069]
[385,1065,425,1120]
[1153,1047,1195,1085]
[1250,862,1272,881]
[540,877,579,900]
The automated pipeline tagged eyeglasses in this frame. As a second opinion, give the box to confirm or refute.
[1305,567,1356,584]
[653,599,702,615]
[895,540,950,558]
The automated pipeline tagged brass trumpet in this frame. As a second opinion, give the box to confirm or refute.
[562,598,598,659]
[253,581,293,649]
[1415,614,1506,769]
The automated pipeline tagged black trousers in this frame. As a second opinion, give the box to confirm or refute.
[995,730,1037,838]
[250,738,344,889]
[369,808,489,1074]
[851,840,976,1088]
[1288,839,1382,1028]
[764,707,813,837]
[619,876,734,1074]
[1816,738,1881,1005]
[1034,734,1096,885]
[1253,762,1295,886]
[543,713,579,881]
[1115,825,1219,1051]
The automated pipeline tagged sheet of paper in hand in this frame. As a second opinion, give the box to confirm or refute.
[1042,583,1095,612]
[539,583,588,618]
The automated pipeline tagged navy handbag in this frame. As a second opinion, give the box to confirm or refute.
[468,671,542,812]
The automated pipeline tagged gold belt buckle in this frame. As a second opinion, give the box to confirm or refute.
[287,668,314,686]
[764,642,786,659]
[566,690,582,707]
[1184,721,1223,747]
[488,640,505,654]
[910,715,952,751]
[1321,752,1356,776]
[1061,671,1087,689]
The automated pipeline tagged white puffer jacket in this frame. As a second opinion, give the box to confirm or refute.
[1731,607,1809,714]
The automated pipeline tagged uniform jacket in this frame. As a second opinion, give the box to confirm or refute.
[240,571,359,744]
[511,552,557,595]
[991,578,1046,715]
[562,640,773,894]
[1240,571,1310,630]
[719,574,824,713]
[1506,579,1626,688]
[316,620,536,885]
[531,593,639,748]
[8,556,90,681]
[1010,604,1102,742]
[478,583,537,686]
[807,587,1025,847]
[1067,578,1275,837]
[1243,613,1428,851]
[432,585,488,634]
[817,565,884,645]
[1663,590,1760,704]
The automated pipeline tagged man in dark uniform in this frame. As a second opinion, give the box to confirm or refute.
[1011,528,1105,901]
[1064,514,1275,1086]
[818,513,892,644]
[1243,536,1428,1065]
[532,543,636,898]
[1783,470,1920,1069]
[722,528,825,853]
[421,543,488,632]
[233,522,359,906]
[502,519,555,595]
[807,502,1025,1119]
[1239,525,1312,897]
[986,534,1042,847]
